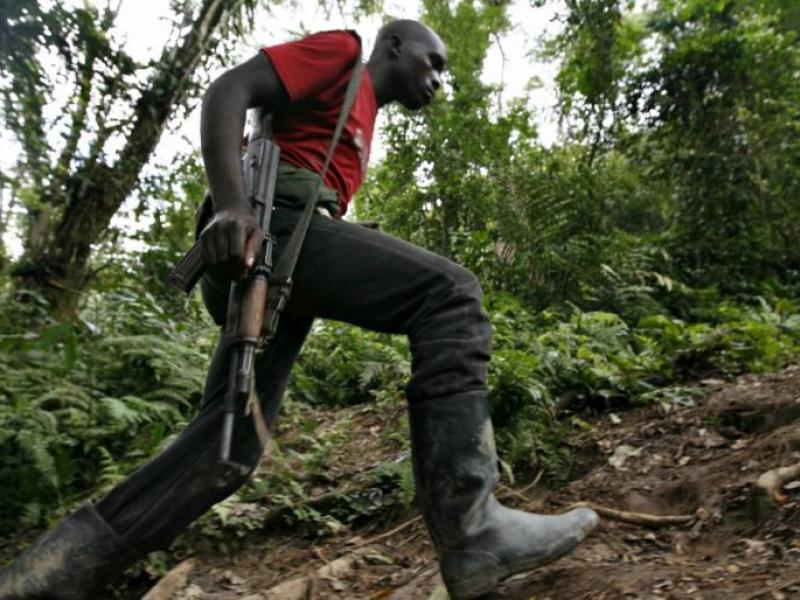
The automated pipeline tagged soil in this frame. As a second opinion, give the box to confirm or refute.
[70,365,800,598]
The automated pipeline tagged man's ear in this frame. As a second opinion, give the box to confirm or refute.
[389,33,403,59]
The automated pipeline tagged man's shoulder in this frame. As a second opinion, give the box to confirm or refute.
[261,29,363,103]
[298,29,361,58]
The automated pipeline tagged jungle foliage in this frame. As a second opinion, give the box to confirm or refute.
[1,0,799,540]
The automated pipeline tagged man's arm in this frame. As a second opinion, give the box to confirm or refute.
[199,52,289,278]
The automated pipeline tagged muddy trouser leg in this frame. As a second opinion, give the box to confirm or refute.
[0,262,311,600]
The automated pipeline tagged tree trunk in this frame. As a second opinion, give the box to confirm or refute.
[14,0,244,320]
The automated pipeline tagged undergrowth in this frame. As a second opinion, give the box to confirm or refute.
[0,286,215,533]
[186,287,800,549]
[1,279,799,541]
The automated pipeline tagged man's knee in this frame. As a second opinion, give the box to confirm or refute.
[410,261,491,346]
[447,263,484,302]
[405,263,491,402]
[434,262,486,317]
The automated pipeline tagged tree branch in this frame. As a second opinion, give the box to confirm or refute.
[55,48,96,188]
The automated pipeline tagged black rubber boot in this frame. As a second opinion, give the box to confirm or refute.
[409,392,599,600]
[0,503,140,600]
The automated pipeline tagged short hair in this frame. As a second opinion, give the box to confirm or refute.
[375,19,435,46]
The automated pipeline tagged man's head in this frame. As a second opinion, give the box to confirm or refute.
[368,19,447,109]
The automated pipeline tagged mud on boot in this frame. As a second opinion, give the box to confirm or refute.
[409,392,599,600]
[0,503,140,600]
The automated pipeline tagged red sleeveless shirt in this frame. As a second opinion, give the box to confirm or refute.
[263,30,378,215]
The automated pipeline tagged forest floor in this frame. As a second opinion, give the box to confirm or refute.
[124,364,800,598]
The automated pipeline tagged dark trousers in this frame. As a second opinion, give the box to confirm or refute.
[96,205,492,553]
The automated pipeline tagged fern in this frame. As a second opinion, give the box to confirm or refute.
[209,494,241,525]
[396,459,416,508]
[98,396,149,429]
[20,503,43,528]
[16,430,59,491]
[0,286,214,532]
[96,446,124,489]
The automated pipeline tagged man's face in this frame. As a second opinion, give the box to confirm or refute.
[394,33,447,110]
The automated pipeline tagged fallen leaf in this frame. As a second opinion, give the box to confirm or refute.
[742,539,768,557]
[598,439,615,454]
[142,559,195,600]
[182,585,205,599]
[702,431,727,448]
[222,570,245,586]
[264,577,308,600]
[653,579,673,589]
[609,445,642,470]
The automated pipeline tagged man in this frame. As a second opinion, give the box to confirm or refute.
[0,20,598,600]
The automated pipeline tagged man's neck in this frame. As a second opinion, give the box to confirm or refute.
[366,60,393,108]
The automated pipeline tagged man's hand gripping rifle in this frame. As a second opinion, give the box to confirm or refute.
[170,108,281,480]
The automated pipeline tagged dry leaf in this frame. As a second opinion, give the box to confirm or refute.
[609,445,642,470]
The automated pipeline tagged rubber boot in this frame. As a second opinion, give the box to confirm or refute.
[0,503,140,600]
[409,392,599,600]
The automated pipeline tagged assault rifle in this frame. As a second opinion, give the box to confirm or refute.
[169,53,362,480]
[170,108,281,478]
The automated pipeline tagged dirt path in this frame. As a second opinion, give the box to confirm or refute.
[141,365,800,599]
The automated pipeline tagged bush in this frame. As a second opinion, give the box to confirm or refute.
[0,286,214,532]
[291,322,410,407]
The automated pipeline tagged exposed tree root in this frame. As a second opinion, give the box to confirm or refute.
[567,501,696,527]
[755,462,800,504]
[353,515,423,547]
